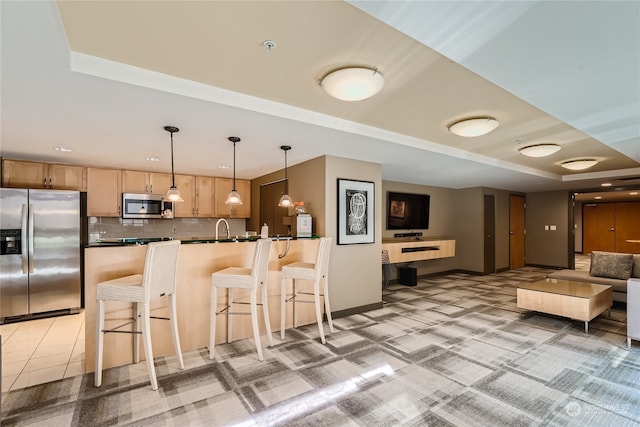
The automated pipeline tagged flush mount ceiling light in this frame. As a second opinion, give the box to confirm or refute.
[561,159,598,171]
[278,145,292,207]
[518,143,561,158]
[321,67,384,101]
[448,117,499,137]
[164,126,184,202]
[225,137,243,205]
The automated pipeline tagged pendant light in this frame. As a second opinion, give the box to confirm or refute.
[278,145,292,207]
[164,126,183,202]
[225,136,243,205]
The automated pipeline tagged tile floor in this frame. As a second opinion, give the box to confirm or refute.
[1,311,85,392]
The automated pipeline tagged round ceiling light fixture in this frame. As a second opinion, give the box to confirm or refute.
[448,117,499,137]
[320,67,384,101]
[518,143,561,158]
[561,159,598,171]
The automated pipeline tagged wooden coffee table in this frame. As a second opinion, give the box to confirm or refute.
[517,278,612,333]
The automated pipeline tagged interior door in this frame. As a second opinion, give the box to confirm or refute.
[484,194,496,274]
[583,203,615,254]
[259,180,289,236]
[614,202,640,253]
[509,195,526,269]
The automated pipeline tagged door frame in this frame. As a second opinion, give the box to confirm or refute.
[509,194,526,269]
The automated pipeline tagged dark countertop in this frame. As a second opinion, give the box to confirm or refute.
[86,235,319,247]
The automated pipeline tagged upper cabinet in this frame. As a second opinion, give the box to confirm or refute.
[195,176,215,217]
[2,159,86,190]
[214,178,251,218]
[3,159,252,219]
[121,170,172,195]
[87,168,121,217]
[172,174,194,218]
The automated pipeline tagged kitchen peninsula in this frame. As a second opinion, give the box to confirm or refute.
[84,237,321,373]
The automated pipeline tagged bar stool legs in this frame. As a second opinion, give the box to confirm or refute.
[210,239,273,361]
[281,237,334,344]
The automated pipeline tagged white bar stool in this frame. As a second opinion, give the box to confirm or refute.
[95,240,184,391]
[210,238,273,361]
[280,237,335,344]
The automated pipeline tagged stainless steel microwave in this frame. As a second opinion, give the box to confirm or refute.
[122,193,174,219]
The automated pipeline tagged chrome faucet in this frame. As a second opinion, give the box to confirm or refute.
[215,218,230,240]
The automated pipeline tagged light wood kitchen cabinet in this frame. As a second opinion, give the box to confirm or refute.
[121,170,172,194]
[87,167,121,217]
[214,178,251,218]
[2,159,86,190]
[195,176,215,217]
[172,174,194,218]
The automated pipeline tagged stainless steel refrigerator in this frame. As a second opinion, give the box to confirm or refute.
[1,188,82,323]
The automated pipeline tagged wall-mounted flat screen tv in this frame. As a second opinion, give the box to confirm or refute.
[386,191,430,230]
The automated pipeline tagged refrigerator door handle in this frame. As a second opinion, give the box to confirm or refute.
[28,204,35,273]
[21,204,29,273]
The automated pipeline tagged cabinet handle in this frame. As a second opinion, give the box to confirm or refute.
[149,184,152,194]
[43,178,47,188]
[48,178,52,188]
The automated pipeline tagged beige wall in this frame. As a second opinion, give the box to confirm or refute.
[325,155,382,312]
[249,156,326,235]
[452,187,484,272]
[382,180,458,276]
[526,191,572,268]
[482,187,512,272]
[251,155,382,314]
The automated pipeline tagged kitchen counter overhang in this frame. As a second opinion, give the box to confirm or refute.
[87,235,318,247]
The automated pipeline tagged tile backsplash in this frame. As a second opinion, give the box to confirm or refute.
[88,217,247,242]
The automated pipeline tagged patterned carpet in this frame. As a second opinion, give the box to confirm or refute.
[2,266,639,426]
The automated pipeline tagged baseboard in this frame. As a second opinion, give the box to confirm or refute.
[449,269,487,276]
[331,302,383,319]
[526,263,569,270]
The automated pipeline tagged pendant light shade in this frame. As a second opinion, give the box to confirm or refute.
[164,126,184,202]
[225,136,243,205]
[278,145,292,207]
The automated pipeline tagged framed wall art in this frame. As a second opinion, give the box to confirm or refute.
[337,178,374,245]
